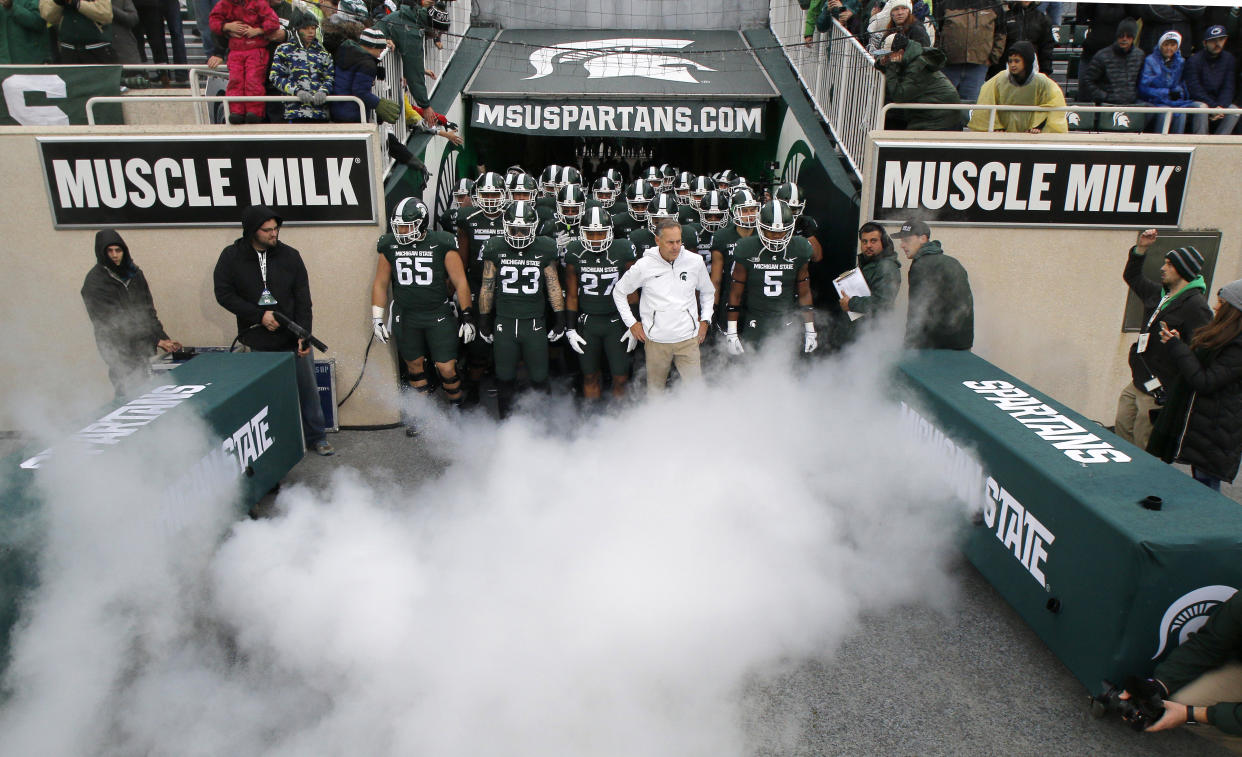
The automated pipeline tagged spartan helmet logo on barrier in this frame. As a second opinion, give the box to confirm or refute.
[1113,112,1132,129]
[1152,585,1238,659]
[525,38,716,84]
[1067,111,1080,126]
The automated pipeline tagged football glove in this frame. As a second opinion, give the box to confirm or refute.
[479,313,494,344]
[371,305,390,344]
[565,329,587,354]
[459,306,477,343]
[803,322,818,354]
[548,310,566,342]
[725,320,744,356]
[620,328,639,353]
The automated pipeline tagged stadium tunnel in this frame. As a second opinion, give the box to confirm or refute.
[387,27,864,303]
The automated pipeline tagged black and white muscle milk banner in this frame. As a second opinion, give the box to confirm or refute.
[38,134,376,228]
[870,142,1193,228]
[470,99,766,139]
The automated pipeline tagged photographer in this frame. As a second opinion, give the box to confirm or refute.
[1122,590,1242,749]
[1113,229,1212,450]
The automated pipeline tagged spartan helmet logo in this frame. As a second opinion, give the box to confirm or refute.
[525,38,716,84]
[1113,112,1131,128]
[1152,585,1237,659]
[1067,111,1080,126]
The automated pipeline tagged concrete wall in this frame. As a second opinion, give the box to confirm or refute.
[0,123,400,432]
[860,130,1242,425]
[472,0,769,30]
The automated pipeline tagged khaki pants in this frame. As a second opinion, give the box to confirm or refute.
[1172,662,1242,753]
[644,338,701,395]
[1115,381,1161,450]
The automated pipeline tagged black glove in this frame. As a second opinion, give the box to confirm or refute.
[479,312,494,343]
[444,119,459,130]
[548,310,566,342]
[374,63,386,81]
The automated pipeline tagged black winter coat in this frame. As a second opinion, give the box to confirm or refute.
[1003,2,1054,79]
[213,205,312,352]
[1147,336,1242,482]
[1081,41,1146,104]
[1079,4,1141,61]
[1138,5,1206,58]
[904,240,973,350]
[80,229,168,380]
[1123,248,1213,394]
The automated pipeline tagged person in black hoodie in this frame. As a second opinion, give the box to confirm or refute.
[213,205,333,455]
[81,229,181,397]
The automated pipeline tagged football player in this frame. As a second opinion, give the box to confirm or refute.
[507,172,547,222]
[545,182,587,258]
[715,169,738,197]
[439,177,475,235]
[456,171,508,405]
[775,182,822,262]
[615,178,654,239]
[591,176,619,210]
[628,192,698,257]
[372,198,477,433]
[563,206,638,401]
[478,201,567,418]
[708,187,760,318]
[723,200,817,356]
[672,171,699,226]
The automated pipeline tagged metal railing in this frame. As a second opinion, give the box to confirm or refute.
[86,95,368,125]
[879,102,1242,134]
[769,0,884,179]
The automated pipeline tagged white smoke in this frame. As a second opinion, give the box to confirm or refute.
[0,327,970,757]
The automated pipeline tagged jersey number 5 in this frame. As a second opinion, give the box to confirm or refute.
[763,270,783,297]
[500,265,540,294]
[395,258,434,286]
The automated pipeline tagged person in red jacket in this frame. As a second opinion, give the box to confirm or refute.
[209,0,278,124]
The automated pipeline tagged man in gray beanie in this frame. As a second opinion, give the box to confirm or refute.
[1115,228,1213,449]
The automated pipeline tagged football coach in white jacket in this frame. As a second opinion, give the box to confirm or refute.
[613,217,715,394]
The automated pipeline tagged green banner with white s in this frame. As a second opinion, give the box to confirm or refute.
[0,65,123,125]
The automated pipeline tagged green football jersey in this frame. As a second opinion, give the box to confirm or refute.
[612,211,644,239]
[677,204,698,226]
[459,207,505,274]
[378,230,458,312]
[709,222,757,266]
[540,217,582,259]
[564,238,637,315]
[732,235,814,318]
[627,224,698,253]
[482,236,559,318]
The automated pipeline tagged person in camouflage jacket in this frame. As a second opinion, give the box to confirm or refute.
[269,8,333,122]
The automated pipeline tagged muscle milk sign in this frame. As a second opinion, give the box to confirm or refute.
[871,142,1192,227]
[39,134,376,227]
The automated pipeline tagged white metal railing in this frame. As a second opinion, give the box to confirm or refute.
[375,45,407,172]
[86,94,368,125]
[769,0,883,179]
[424,0,471,99]
[879,102,1242,134]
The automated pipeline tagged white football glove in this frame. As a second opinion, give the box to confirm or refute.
[459,320,477,344]
[725,320,744,356]
[371,305,390,344]
[620,329,639,353]
[565,329,587,355]
[803,322,818,354]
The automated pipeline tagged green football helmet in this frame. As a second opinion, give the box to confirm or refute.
[390,196,428,244]
[757,200,796,254]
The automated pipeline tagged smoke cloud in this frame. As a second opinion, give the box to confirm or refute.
[1,328,969,756]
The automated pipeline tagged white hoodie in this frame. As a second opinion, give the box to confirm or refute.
[613,247,715,343]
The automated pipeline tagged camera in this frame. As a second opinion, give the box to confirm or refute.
[1090,677,1166,731]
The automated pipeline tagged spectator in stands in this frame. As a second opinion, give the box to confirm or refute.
[191,0,217,64]
[329,24,400,123]
[81,230,182,398]
[968,40,1068,132]
[934,0,1007,102]
[210,0,280,124]
[109,0,140,64]
[1080,17,1145,106]
[866,0,930,54]
[805,0,827,42]
[1186,25,1239,135]
[895,219,973,351]
[160,0,188,81]
[876,34,966,130]
[1115,229,1213,450]
[380,0,433,110]
[269,9,332,122]
[260,0,292,122]
[1139,4,1205,59]
[998,1,1054,78]
[1,0,51,63]
[134,0,171,82]
[1150,279,1242,491]
[40,0,117,63]
[839,221,901,320]
[1079,4,1140,67]
[1139,30,1202,133]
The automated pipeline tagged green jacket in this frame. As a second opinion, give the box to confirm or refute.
[850,247,901,315]
[379,3,428,107]
[904,240,973,350]
[1154,592,1242,734]
[1,0,50,63]
[804,0,825,37]
[883,40,965,131]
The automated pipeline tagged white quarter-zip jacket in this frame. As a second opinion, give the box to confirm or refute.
[613,247,715,343]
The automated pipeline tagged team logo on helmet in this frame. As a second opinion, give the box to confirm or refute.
[1152,585,1237,659]
[390,197,428,244]
[525,38,716,84]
